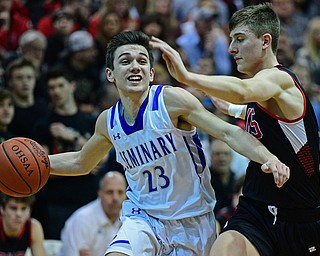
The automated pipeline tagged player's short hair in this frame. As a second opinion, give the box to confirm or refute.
[229,3,280,54]
[0,192,36,207]
[106,31,154,70]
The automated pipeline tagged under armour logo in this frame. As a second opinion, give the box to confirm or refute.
[113,133,121,140]
[308,246,316,253]
[131,208,142,215]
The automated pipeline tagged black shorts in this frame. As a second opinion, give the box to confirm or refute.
[221,196,320,256]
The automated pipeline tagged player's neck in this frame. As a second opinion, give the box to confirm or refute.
[3,222,22,237]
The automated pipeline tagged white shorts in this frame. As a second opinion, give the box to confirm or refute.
[105,200,216,256]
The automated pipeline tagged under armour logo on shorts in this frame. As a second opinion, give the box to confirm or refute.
[131,208,142,214]
[113,133,121,140]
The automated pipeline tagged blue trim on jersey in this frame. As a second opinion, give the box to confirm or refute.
[118,96,149,135]
[192,133,206,171]
[152,85,163,111]
[182,133,206,176]
[183,135,201,178]
[110,103,118,129]
[109,240,130,246]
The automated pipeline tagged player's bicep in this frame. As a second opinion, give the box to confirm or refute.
[79,111,113,167]
[165,87,234,140]
[242,70,285,102]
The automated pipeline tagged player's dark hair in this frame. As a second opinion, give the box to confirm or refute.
[106,31,154,70]
[0,192,36,207]
[229,3,280,54]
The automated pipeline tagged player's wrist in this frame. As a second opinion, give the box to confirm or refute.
[228,104,245,118]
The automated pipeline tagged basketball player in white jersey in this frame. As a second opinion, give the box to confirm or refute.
[48,31,289,255]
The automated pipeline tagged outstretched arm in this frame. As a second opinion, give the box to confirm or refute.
[150,36,283,104]
[30,219,46,256]
[164,87,290,188]
[49,110,113,176]
[210,96,246,119]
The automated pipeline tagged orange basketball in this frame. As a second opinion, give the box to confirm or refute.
[0,137,50,197]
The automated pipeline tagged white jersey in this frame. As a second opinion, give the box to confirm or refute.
[106,85,216,219]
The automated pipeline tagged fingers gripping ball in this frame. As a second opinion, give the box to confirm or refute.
[0,137,50,197]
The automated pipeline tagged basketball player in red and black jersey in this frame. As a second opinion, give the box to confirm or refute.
[151,3,320,256]
[0,193,46,256]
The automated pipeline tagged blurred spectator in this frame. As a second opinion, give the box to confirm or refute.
[24,0,62,27]
[93,83,119,118]
[222,0,244,19]
[271,0,309,51]
[0,0,32,60]
[44,10,75,68]
[31,66,97,239]
[0,55,5,87]
[139,13,167,66]
[153,63,173,85]
[55,30,101,113]
[37,0,92,37]
[209,139,236,213]
[277,29,295,67]
[208,96,251,178]
[295,16,320,83]
[103,0,140,31]
[291,64,320,129]
[194,56,215,75]
[97,147,124,179]
[189,0,230,36]
[215,175,245,234]
[293,0,320,20]
[10,29,49,99]
[171,0,196,23]
[0,88,15,142]
[10,0,31,19]
[5,58,49,138]
[145,0,181,45]
[0,193,46,256]
[177,6,232,75]
[92,11,123,76]
[59,171,127,256]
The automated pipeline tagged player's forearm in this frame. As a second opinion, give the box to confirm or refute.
[183,72,246,103]
[226,127,275,165]
[49,152,91,176]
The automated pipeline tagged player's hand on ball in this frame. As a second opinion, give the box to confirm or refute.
[261,157,290,188]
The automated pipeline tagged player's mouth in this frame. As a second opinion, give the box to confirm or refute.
[128,75,142,83]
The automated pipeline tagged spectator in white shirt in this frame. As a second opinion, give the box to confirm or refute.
[59,171,127,256]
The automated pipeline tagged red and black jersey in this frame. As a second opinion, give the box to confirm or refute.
[0,217,32,255]
[243,65,320,211]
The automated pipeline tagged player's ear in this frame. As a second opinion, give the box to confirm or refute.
[106,68,114,83]
[149,68,155,83]
[262,33,272,49]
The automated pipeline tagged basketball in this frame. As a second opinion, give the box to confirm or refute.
[0,137,50,197]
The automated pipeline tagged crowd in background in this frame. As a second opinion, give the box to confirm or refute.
[0,0,319,243]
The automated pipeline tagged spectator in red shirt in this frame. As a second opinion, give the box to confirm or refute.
[0,0,31,59]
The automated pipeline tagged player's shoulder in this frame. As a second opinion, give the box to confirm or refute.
[255,67,295,89]
[162,85,203,118]
[162,85,192,99]
[31,218,43,228]
[30,218,45,235]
